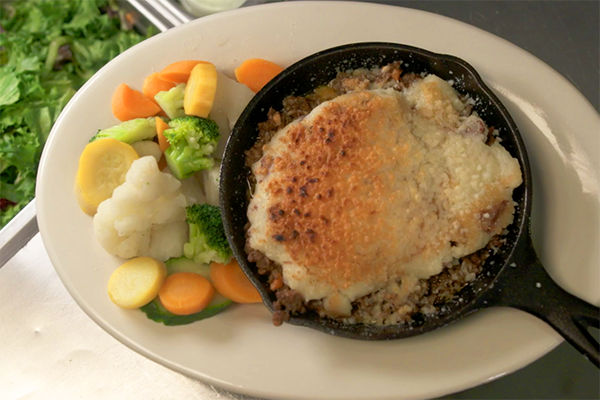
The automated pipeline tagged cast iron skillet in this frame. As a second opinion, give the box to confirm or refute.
[220,42,599,367]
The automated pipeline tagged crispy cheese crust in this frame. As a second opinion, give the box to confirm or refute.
[247,76,522,317]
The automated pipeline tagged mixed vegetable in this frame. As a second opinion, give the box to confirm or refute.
[0,0,156,228]
[76,56,283,325]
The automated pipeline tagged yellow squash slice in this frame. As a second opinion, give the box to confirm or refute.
[75,138,139,215]
[108,257,167,309]
[183,62,217,118]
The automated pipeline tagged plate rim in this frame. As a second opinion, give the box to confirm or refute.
[36,2,599,399]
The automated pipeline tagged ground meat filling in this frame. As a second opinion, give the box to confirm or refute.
[245,62,503,326]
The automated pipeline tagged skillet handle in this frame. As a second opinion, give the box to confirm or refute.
[480,236,599,368]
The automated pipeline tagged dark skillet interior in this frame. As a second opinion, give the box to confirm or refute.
[220,42,531,340]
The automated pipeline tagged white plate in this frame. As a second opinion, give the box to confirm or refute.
[37,2,599,399]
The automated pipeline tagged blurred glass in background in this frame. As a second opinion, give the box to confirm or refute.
[179,0,247,17]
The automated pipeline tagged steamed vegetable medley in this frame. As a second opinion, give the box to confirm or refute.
[76,58,283,325]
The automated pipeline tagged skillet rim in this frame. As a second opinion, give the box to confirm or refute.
[220,41,532,340]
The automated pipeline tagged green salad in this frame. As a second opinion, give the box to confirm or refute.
[0,0,156,228]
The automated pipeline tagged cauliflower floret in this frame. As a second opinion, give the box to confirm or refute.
[94,156,188,261]
[199,160,220,207]
[148,220,188,261]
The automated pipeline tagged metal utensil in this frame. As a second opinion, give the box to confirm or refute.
[0,201,38,267]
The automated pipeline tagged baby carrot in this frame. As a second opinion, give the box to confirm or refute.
[143,73,176,104]
[234,58,284,93]
[210,259,262,304]
[111,83,161,121]
[155,116,170,152]
[158,60,209,84]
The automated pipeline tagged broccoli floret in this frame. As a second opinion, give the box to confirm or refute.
[164,116,220,180]
[183,204,232,265]
[90,117,156,143]
[154,83,186,119]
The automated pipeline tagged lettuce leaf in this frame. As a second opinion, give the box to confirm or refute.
[0,71,20,106]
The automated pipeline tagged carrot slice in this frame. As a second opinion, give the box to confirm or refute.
[210,259,262,304]
[143,73,176,104]
[234,58,284,93]
[155,117,170,152]
[158,60,209,84]
[158,272,215,315]
[111,83,161,121]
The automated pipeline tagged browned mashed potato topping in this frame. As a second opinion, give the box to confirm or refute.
[244,62,522,326]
